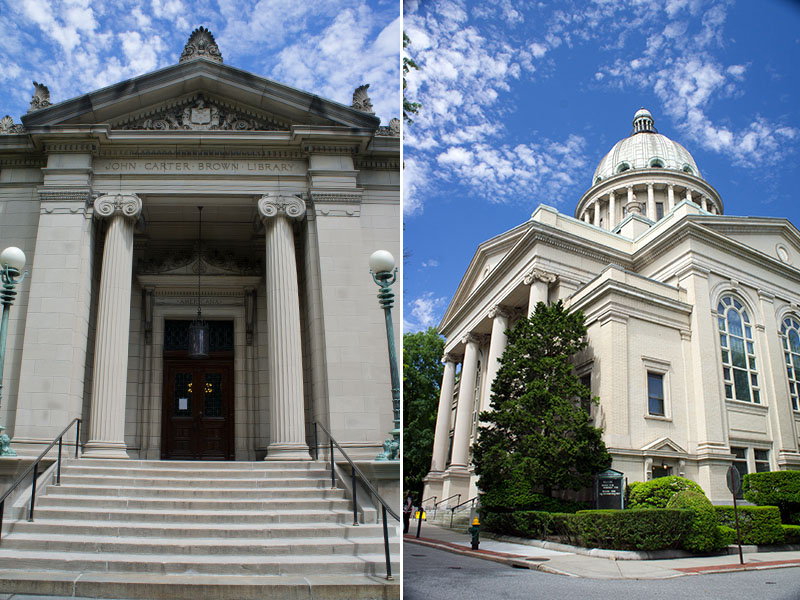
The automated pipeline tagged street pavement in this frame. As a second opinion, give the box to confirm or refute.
[405,521,800,579]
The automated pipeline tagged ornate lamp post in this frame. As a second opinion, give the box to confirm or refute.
[0,247,28,456]
[369,250,400,461]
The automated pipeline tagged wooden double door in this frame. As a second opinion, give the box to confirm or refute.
[162,359,234,460]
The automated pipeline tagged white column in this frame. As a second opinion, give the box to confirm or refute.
[484,307,510,412]
[627,185,635,208]
[608,191,616,230]
[593,201,600,227]
[83,194,142,459]
[647,183,656,219]
[700,196,708,212]
[583,211,590,224]
[685,188,692,204]
[449,334,480,471]
[667,184,675,211]
[524,268,556,316]
[258,193,310,460]
[430,356,457,474]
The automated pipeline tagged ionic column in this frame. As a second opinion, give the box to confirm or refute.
[647,183,656,219]
[667,184,675,211]
[484,306,510,412]
[258,193,310,460]
[593,201,600,227]
[83,194,142,459]
[430,355,457,474]
[449,334,480,471]
[524,268,557,316]
[608,191,616,230]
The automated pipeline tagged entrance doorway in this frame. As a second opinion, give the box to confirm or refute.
[161,320,235,460]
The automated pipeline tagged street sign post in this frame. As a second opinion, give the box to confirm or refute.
[726,465,744,565]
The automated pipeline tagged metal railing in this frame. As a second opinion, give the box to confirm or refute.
[433,493,461,513]
[0,418,81,539]
[449,496,478,528]
[313,422,399,581]
[421,495,437,508]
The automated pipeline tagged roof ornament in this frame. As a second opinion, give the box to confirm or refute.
[351,84,374,114]
[0,115,25,134]
[631,107,656,134]
[28,81,52,113]
[179,27,223,64]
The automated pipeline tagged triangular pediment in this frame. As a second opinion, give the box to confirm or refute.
[695,215,800,270]
[641,437,686,454]
[20,59,380,130]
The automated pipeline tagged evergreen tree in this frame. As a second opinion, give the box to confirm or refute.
[472,301,611,509]
[403,327,445,495]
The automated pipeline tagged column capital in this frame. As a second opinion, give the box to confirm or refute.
[94,193,142,221]
[461,332,481,347]
[524,268,558,286]
[442,353,458,365]
[258,193,306,221]
[646,182,654,190]
[488,305,512,320]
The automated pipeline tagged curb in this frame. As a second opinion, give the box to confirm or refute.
[403,535,549,568]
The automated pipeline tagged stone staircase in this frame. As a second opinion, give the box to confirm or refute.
[0,458,399,599]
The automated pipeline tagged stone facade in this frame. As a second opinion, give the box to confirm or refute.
[424,109,800,506]
[0,31,400,465]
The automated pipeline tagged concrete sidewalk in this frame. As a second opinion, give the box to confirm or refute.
[405,522,800,579]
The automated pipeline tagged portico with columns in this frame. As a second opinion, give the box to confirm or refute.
[423,108,800,507]
[0,28,400,463]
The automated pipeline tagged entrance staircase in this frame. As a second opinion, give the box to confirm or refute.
[0,458,399,599]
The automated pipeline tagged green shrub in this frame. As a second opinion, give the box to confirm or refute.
[480,489,589,514]
[715,506,785,545]
[574,509,692,551]
[481,509,574,541]
[665,491,727,552]
[743,471,800,523]
[718,525,736,547]
[782,525,800,544]
[627,476,705,509]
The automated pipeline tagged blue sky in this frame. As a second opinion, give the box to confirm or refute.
[0,0,401,125]
[402,0,800,332]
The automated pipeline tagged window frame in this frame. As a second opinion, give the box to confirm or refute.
[717,295,762,405]
[642,357,671,421]
[780,315,800,412]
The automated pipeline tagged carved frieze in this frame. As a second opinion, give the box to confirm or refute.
[137,247,262,276]
[117,96,290,132]
[0,116,25,134]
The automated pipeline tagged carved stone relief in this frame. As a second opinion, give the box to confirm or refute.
[0,116,25,134]
[137,247,262,276]
[351,84,374,113]
[179,26,223,64]
[28,81,51,112]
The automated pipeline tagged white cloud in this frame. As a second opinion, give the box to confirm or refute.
[421,259,439,268]
[405,292,447,332]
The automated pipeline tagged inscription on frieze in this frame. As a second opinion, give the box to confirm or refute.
[95,159,304,175]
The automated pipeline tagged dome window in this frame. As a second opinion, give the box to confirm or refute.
[616,162,631,174]
[649,158,664,168]
[682,164,694,175]
[594,176,603,184]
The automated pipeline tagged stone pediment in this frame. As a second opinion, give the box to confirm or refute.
[641,437,686,454]
[113,94,290,132]
[20,59,380,130]
[696,216,800,270]
[137,247,261,277]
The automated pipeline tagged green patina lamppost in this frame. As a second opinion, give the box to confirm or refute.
[370,250,400,461]
[0,247,28,457]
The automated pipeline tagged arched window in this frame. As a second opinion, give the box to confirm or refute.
[649,158,664,168]
[616,162,630,174]
[780,316,800,411]
[717,296,760,403]
[682,164,694,175]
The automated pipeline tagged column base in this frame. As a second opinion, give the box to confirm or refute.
[82,441,130,459]
[264,443,311,460]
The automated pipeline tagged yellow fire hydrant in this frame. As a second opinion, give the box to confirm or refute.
[468,517,480,550]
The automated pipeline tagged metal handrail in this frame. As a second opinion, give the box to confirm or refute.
[449,496,478,528]
[433,493,461,509]
[313,421,398,580]
[0,418,81,538]
[421,495,437,507]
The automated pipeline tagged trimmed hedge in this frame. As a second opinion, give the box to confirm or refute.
[718,525,736,547]
[480,490,589,514]
[666,491,728,552]
[742,471,800,523]
[782,525,800,544]
[627,477,706,509]
[715,505,785,545]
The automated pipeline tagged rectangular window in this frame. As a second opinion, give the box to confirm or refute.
[755,449,770,473]
[656,202,664,220]
[647,372,665,416]
[732,446,748,499]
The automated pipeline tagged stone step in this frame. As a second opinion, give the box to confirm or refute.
[36,494,351,511]
[56,474,332,488]
[13,518,389,539]
[46,484,346,500]
[0,548,400,577]
[30,506,358,524]
[61,465,332,479]
[71,458,331,470]
[0,532,399,557]
[0,571,399,600]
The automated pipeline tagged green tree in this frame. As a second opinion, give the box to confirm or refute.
[473,301,611,509]
[403,32,422,123]
[403,327,444,495]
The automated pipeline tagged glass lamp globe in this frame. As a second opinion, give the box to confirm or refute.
[369,250,395,274]
[0,247,26,272]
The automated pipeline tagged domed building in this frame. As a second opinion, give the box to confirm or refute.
[423,108,800,506]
